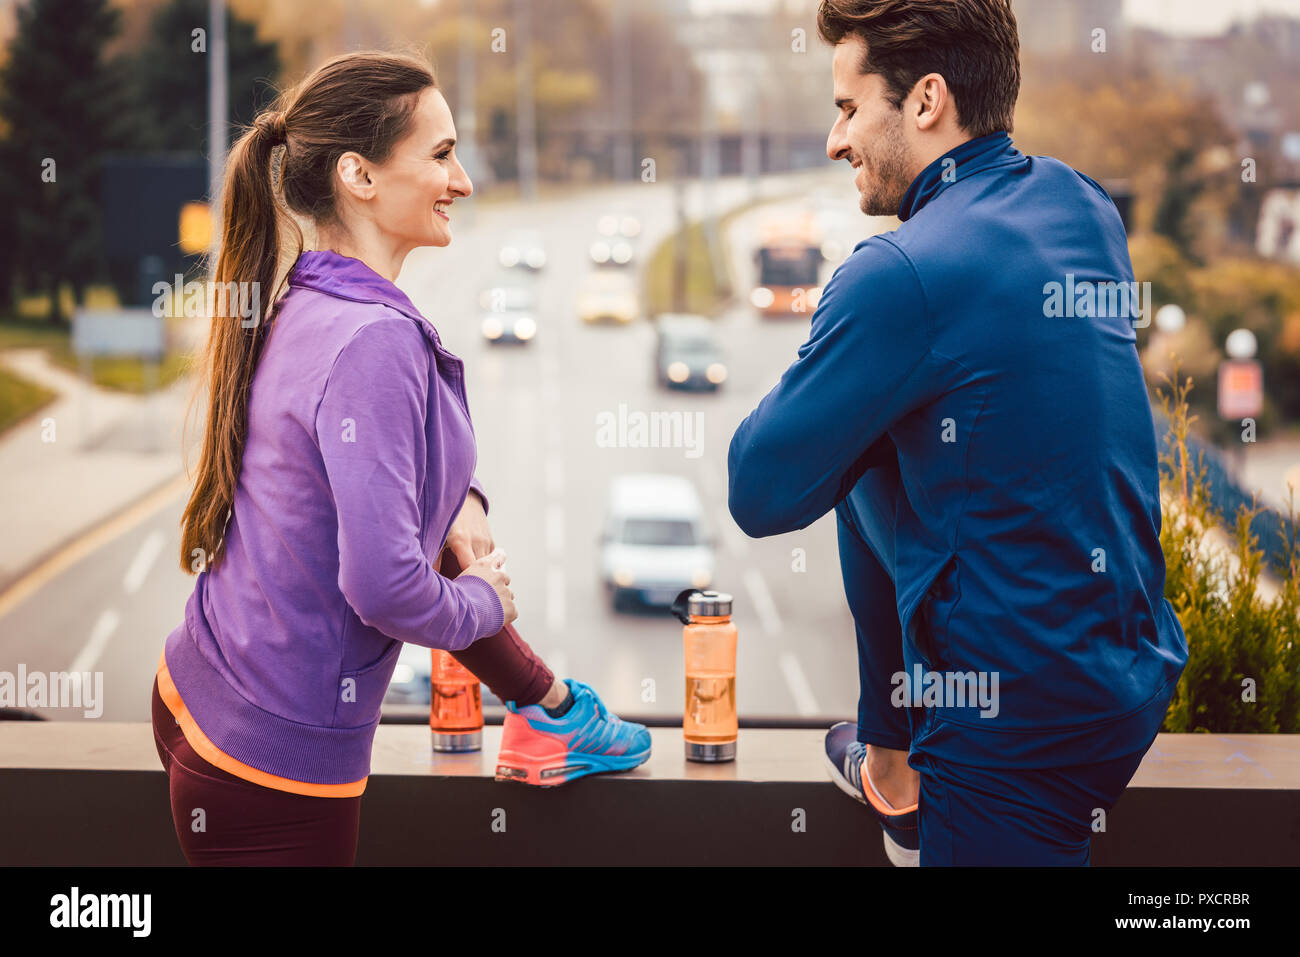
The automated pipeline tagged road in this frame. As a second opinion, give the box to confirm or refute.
[0,169,893,724]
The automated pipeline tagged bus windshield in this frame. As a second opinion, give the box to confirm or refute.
[758,246,821,286]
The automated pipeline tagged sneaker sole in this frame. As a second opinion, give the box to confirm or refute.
[496,746,651,787]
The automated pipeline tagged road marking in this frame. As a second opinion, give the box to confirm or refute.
[0,472,190,621]
[721,520,751,559]
[778,651,820,716]
[699,462,718,498]
[546,563,566,633]
[68,608,121,675]
[545,503,565,558]
[743,567,782,636]
[708,461,749,557]
[545,456,564,496]
[122,529,167,595]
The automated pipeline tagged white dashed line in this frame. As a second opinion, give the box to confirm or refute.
[778,651,820,716]
[721,519,751,559]
[545,456,564,496]
[546,563,566,634]
[122,529,166,595]
[69,609,120,675]
[545,504,565,558]
[743,567,782,636]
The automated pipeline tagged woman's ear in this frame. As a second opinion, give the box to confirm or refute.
[335,151,377,202]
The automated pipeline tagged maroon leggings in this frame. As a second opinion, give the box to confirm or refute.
[152,546,554,866]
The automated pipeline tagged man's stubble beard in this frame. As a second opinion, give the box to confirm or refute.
[858,109,913,217]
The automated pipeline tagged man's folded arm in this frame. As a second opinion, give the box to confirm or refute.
[727,237,935,538]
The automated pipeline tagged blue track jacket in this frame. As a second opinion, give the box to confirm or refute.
[728,132,1188,768]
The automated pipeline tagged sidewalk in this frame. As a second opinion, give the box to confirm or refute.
[1239,435,1300,515]
[0,347,196,594]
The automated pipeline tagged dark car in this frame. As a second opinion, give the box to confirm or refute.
[654,313,727,390]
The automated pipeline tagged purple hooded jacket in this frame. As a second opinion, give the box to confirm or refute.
[162,250,505,787]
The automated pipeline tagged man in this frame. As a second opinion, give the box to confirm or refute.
[727,0,1188,866]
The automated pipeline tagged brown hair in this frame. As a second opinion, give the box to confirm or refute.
[179,51,437,573]
[816,0,1020,138]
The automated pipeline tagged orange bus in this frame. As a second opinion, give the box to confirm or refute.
[750,212,824,318]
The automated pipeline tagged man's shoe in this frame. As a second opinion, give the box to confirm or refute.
[496,678,652,786]
[824,721,920,866]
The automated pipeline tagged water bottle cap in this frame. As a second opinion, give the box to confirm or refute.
[687,589,732,618]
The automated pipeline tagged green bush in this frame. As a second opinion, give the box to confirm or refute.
[1157,365,1300,732]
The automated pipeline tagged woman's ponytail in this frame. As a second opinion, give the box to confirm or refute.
[178,109,288,573]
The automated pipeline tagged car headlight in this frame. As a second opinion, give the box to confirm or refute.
[612,242,633,264]
[691,568,712,588]
[499,247,520,267]
[590,241,611,263]
[667,361,690,383]
[525,248,546,269]
[514,316,537,340]
[613,568,636,587]
[481,316,504,339]
[706,362,727,384]
[750,286,775,308]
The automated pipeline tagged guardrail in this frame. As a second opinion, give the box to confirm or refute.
[1,724,1296,865]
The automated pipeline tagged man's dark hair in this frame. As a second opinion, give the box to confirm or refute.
[817,0,1021,137]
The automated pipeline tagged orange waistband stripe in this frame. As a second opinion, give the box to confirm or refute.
[155,649,367,798]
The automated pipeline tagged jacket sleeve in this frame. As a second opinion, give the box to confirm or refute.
[468,474,489,515]
[727,237,936,538]
[315,317,504,650]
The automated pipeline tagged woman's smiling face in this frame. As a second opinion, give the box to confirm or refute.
[366,86,473,252]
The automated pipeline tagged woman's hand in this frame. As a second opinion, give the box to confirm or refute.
[445,489,493,569]
[457,548,517,626]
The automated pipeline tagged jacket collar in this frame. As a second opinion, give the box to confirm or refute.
[897,131,1021,222]
[286,249,447,350]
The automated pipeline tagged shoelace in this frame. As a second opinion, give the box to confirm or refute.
[845,741,868,787]
[571,680,610,722]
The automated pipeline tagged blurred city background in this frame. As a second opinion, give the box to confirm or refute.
[1,0,1298,726]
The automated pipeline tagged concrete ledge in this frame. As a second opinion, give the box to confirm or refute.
[1,724,1297,865]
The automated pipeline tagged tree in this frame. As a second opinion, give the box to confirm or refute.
[0,0,127,324]
[122,0,280,152]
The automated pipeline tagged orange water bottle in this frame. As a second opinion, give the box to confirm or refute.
[430,649,482,752]
[672,589,738,762]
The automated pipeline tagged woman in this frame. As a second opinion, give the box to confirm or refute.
[151,51,651,866]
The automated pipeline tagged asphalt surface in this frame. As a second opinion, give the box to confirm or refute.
[0,171,894,724]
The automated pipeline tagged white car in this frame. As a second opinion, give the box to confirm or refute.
[599,474,716,611]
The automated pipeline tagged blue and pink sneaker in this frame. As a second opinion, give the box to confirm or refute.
[496,678,652,786]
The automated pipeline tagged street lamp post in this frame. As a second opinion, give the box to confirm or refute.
[206,0,228,273]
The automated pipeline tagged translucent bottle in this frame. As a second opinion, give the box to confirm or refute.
[672,589,738,762]
[430,649,482,752]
